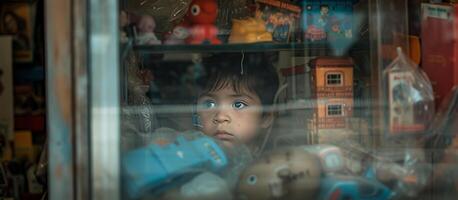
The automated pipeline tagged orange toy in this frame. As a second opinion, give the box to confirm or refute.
[185,0,221,44]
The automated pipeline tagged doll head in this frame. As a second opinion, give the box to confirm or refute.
[137,15,156,33]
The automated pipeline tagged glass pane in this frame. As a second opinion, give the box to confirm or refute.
[114,0,450,199]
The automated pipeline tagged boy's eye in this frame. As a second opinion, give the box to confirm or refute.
[200,100,217,109]
[233,101,247,109]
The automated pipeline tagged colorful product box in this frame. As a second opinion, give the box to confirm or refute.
[421,3,458,108]
[256,0,301,42]
[301,0,358,43]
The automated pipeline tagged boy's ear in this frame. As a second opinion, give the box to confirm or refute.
[261,112,274,129]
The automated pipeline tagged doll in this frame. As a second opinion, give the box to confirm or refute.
[136,15,162,45]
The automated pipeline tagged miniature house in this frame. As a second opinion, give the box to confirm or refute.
[311,57,354,129]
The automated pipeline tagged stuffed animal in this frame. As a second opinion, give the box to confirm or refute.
[228,17,272,43]
[185,0,221,44]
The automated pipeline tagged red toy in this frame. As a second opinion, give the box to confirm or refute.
[185,0,221,44]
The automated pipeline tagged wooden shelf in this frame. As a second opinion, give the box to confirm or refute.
[128,40,368,54]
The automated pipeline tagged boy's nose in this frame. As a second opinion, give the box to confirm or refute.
[213,107,231,124]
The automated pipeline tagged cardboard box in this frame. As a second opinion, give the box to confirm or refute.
[421,3,458,107]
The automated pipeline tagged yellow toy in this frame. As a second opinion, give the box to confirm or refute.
[228,18,272,44]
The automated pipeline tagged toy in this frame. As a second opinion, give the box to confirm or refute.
[135,15,162,45]
[302,145,345,174]
[185,0,221,44]
[228,17,272,43]
[318,175,393,200]
[122,134,228,199]
[309,57,354,144]
[256,0,301,42]
[384,48,434,135]
[237,147,322,200]
[164,25,190,45]
[302,1,356,42]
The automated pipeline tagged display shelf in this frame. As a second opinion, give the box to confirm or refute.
[131,40,369,54]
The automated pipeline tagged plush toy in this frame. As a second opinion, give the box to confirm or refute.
[228,17,272,44]
[164,24,189,45]
[185,0,221,44]
[136,15,162,45]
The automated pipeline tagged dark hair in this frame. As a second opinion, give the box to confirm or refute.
[202,53,279,107]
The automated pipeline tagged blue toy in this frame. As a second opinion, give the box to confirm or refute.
[122,135,228,199]
[318,175,393,200]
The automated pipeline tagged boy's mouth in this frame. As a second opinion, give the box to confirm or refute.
[214,130,234,141]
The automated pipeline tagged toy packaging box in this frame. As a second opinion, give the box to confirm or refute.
[421,3,458,108]
[385,48,435,136]
[255,0,301,42]
[387,71,421,134]
[301,0,357,43]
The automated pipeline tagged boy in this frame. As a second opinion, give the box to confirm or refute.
[195,53,279,152]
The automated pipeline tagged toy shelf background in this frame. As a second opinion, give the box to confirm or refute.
[119,0,410,150]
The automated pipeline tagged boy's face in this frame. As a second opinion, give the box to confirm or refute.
[197,85,271,147]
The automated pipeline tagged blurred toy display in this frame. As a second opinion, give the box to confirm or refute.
[235,143,431,200]
[0,2,36,63]
[255,0,301,42]
[13,84,45,116]
[237,147,322,200]
[185,0,221,44]
[301,0,356,42]
[126,0,192,34]
[164,0,221,45]
[135,15,162,45]
[216,0,253,36]
[228,17,272,43]
[164,25,190,45]
[384,48,435,136]
[122,130,251,199]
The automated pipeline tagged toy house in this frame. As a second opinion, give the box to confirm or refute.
[307,57,363,144]
[311,57,354,129]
